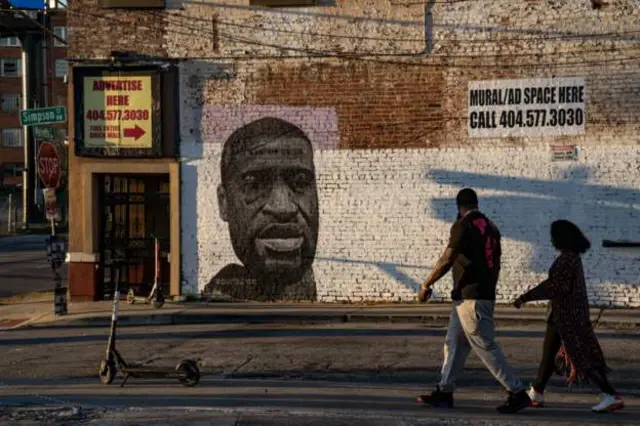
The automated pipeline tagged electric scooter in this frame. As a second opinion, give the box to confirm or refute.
[126,237,165,309]
[98,263,200,387]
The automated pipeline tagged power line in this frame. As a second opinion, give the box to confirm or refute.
[0,9,67,45]
[179,22,640,67]
[63,8,640,68]
[179,0,637,41]
[204,29,640,60]
[161,12,640,60]
[164,11,640,45]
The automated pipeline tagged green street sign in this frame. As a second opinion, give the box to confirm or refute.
[20,106,67,126]
[33,126,55,140]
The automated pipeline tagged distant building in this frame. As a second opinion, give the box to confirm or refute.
[0,3,67,187]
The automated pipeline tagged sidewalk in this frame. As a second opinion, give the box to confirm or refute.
[2,292,639,330]
[3,380,639,426]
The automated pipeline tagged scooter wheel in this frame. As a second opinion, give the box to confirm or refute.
[152,293,164,309]
[99,359,116,385]
[126,289,135,304]
[176,359,200,387]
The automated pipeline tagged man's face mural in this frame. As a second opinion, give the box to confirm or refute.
[217,119,319,284]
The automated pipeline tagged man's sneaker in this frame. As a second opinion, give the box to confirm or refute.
[496,390,531,414]
[527,386,544,407]
[416,386,454,408]
[592,394,624,413]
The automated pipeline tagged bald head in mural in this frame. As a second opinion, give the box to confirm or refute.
[205,117,319,301]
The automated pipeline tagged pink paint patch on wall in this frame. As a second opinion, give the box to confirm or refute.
[201,105,339,150]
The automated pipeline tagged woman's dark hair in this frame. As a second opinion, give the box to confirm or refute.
[550,220,591,254]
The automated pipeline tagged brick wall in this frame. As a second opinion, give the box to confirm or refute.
[67,0,167,59]
[1,10,68,183]
[183,106,640,306]
[69,0,640,305]
[0,46,23,172]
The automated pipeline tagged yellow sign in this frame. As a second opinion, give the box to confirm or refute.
[83,76,153,148]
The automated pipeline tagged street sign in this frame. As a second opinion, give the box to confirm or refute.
[33,126,55,140]
[20,106,67,126]
[43,188,61,221]
[37,142,61,189]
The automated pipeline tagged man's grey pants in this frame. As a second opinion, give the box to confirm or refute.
[438,299,525,393]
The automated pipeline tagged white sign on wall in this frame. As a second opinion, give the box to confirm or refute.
[468,77,586,138]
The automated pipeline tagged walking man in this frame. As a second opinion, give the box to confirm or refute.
[417,188,531,413]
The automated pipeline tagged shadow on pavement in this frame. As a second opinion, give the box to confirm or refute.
[2,326,640,346]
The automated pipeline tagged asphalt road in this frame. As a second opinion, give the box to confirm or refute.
[0,322,638,425]
[0,234,66,298]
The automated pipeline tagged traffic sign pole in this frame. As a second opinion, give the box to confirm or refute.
[38,142,62,271]
[21,32,31,230]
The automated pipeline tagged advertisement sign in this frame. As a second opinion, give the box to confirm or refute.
[468,77,586,138]
[550,144,579,161]
[83,76,153,148]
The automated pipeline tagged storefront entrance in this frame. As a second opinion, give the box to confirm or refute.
[98,174,170,300]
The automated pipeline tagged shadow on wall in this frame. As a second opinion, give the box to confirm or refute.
[426,166,640,285]
[180,61,234,294]
[315,256,426,290]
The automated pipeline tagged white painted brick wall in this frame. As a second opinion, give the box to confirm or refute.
[181,113,640,307]
[170,1,640,307]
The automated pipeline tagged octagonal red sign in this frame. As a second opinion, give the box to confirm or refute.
[37,142,61,189]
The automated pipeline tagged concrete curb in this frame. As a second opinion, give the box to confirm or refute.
[23,310,640,331]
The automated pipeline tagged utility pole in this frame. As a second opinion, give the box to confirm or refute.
[43,7,52,106]
[6,2,66,228]
[18,11,46,228]
[20,33,32,228]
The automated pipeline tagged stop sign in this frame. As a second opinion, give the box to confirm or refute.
[37,142,61,189]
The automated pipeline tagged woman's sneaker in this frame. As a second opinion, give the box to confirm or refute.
[527,386,544,407]
[592,394,624,413]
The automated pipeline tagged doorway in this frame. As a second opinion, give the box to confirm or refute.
[98,174,170,299]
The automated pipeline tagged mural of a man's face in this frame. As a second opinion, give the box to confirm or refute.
[218,120,319,285]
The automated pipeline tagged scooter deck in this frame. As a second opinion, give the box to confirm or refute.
[124,365,179,375]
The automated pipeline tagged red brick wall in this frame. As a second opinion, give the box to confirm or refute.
[0,45,23,180]
[67,0,167,59]
[250,61,445,149]
[0,10,68,180]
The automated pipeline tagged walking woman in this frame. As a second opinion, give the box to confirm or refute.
[513,220,624,413]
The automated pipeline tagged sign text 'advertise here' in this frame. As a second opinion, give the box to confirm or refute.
[467,77,586,138]
[83,76,153,149]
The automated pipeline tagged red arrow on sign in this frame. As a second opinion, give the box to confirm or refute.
[123,125,146,141]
